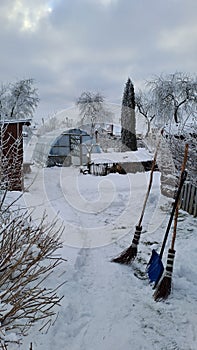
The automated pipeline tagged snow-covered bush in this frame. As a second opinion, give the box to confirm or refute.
[0,190,65,348]
[162,122,196,185]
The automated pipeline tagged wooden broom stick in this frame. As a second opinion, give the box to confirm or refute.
[112,138,161,264]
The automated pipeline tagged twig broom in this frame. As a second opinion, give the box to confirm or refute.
[147,145,188,287]
[153,145,188,301]
[153,194,181,301]
[111,138,160,264]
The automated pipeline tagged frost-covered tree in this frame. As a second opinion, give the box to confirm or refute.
[135,89,156,137]
[121,78,137,151]
[76,91,113,135]
[0,85,8,121]
[0,123,24,191]
[147,72,197,125]
[162,120,197,185]
[138,72,197,185]
[0,79,39,121]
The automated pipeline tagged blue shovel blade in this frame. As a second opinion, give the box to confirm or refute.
[147,249,164,285]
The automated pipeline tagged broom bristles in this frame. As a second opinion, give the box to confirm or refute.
[153,248,175,301]
[153,275,172,301]
[111,225,142,265]
[111,244,137,264]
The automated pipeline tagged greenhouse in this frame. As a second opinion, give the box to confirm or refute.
[32,128,101,167]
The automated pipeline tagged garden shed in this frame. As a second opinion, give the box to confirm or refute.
[33,128,101,167]
[0,119,31,191]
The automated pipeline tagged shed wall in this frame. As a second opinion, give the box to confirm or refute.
[0,121,29,191]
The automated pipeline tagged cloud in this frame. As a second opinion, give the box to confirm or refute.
[1,0,51,31]
[158,24,197,53]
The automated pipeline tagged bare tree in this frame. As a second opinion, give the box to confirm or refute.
[0,79,39,121]
[76,91,106,134]
[147,72,197,125]
[0,123,24,191]
[162,122,197,185]
[135,89,155,137]
[135,72,196,185]
[0,85,8,121]
[141,72,196,185]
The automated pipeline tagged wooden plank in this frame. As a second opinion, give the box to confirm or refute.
[181,183,187,211]
[183,184,187,211]
[180,182,197,217]
[185,183,191,212]
[189,184,196,215]
[193,187,197,218]
[180,184,186,211]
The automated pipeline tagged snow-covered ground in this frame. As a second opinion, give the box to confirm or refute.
[8,158,197,350]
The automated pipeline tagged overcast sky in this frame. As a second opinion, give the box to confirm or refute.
[1,0,196,120]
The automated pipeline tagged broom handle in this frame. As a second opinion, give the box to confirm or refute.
[137,139,160,227]
[159,144,188,259]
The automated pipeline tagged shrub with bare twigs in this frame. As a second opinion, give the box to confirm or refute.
[0,187,65,348]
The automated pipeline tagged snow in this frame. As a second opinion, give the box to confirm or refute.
[5,151,197,349]
[91,148,153,163]
[162,119,196,136]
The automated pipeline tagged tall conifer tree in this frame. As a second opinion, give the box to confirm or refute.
[121,78,137,151]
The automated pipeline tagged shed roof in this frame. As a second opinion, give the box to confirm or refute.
[0,119,31,126]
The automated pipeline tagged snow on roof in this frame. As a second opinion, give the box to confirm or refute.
[91,148,153,163]
[0,118,31,125]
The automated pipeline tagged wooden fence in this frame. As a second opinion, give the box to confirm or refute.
[180,182,197,217]
[82,162,125,176]
[82,160,157,176]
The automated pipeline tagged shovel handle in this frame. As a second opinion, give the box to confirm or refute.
[159,169,187,259]
[170,144,188,250]
[159,143,188,258]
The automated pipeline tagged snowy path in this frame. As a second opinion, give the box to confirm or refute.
[17,166,197,350]
[22,165,165,248]
[21,241,197,350]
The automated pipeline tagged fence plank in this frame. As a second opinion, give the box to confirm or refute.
[185,183,192,212]
[193,187,197,217]
[181,182,197,217]
[181,185,186,211]
[189,185,196,215]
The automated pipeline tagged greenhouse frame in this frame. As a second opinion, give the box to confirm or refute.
[33,128,101,167]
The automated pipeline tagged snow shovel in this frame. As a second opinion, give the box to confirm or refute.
[153,186,183,301]
[111,138,160,265]
[147,144,188,287]
[147,170,187,286]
